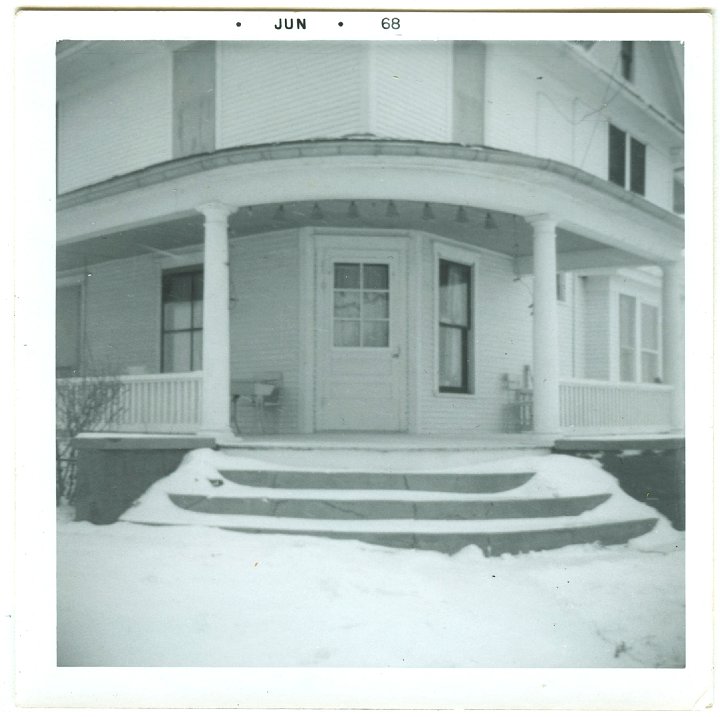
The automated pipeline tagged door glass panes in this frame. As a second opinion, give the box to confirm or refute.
[162,270,203,372]
[333,262,390,347]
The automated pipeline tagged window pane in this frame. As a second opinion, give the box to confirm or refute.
[620,348,636,382]
[193,273,204,302]
[192,330,203,370]
[334,291,361,318]
[619,294,636,347]
[334,320,360,347]
[363,321,389,347]
[608,124,626,187]
[164,301,192,330]
[334,263,360,289]
[363,264,389,290]
[163,332,192,372]
[641,351,658,383]
[440,261,470,326]
[192,299,203,328]
[630,138,646,195]
[164,273,192,302]
[439,326,465,389]
[363,291,389,319]
[641,304,658,350]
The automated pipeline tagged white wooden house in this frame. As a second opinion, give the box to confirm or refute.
[56,40,684,439]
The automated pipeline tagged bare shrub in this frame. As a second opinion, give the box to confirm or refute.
[56,370,127,504]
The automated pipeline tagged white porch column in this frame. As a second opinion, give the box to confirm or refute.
[662,259,685,430]
[527,214,560,434]
[197,202,237,437]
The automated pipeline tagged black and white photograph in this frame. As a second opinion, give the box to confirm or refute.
[9,4,715,711]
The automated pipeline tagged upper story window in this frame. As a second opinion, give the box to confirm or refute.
[173,42,215,158]
[620,41,634,81]
[162,269,203,372]
[608,124,646,196]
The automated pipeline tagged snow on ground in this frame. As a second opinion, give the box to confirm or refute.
[57,451,684,668]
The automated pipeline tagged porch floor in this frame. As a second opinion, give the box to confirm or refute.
[216,431,556,451]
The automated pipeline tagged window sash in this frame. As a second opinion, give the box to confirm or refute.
[439,259,471,393]
[162,270,203,372]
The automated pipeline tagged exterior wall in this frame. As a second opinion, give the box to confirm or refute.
[81,254,163,374]
[583,276,611,380]
[57,45,172,194]
[218,42,367,148]
[229,230,301,434]
[483,42,680,212]
[370,42,452,140]
[416,235,533,434]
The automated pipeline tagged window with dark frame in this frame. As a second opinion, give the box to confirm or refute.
[162,269,203,373]
[439,259,472,393]
[608,123,646,196]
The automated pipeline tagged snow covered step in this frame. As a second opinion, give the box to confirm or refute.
[120,451,666,556]
[218,469,535,493]
[167,493,611,520]
[130,511,657,556]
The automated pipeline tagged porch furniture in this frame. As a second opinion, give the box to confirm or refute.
[231,372,283,434]
[502,370,534,432]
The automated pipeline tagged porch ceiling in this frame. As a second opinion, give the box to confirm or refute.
[57,198,652,274]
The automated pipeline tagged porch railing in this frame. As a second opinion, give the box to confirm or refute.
[559,379,674,432]
[57,371,202,434]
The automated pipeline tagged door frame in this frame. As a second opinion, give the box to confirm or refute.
[298,228,415,433]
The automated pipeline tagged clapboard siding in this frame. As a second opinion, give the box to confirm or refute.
[583,276,611,380]
[417,237,533,434]
[484,43,678,212]
[57,51,171,194]
[82,255,162,373]
[218,43,366,148]
[229,230,300,434]
[370,42,452,140]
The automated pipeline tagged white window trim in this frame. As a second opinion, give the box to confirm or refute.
[432,241,479,398]
[616,291,662,384]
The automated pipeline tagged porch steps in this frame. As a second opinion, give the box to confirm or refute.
[119,450,661,554]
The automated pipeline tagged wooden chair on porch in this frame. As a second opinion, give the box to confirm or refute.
[231,372,283,435]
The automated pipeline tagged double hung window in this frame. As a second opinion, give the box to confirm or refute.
[608,124,646,196]
[162,269,203,372]
[618,293,660,383]
[439,259,472,393]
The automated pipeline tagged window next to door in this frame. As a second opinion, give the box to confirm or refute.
[438,259,472,393]
[162,269,203,372]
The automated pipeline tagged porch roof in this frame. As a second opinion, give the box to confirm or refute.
[57,138,684,269]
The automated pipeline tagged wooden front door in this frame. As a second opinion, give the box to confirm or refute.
[315,238,407,431]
